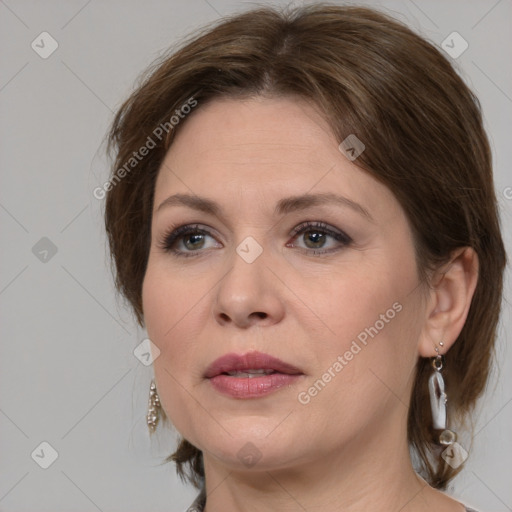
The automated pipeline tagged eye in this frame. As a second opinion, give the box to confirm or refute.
[157,224,220,257]
[287,221,352,255]
[157,221,352,258]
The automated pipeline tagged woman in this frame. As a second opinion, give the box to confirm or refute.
[103,4,506,511]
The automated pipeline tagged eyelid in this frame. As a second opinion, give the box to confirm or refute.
[286,221,352,255]
[157,220,352,257]
[156,223,220,254]
[289,221,352,243]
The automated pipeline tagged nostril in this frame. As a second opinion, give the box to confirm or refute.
[216,311,268,326]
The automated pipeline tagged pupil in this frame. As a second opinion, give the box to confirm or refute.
[185,233,204,249]
[305,231,325,248]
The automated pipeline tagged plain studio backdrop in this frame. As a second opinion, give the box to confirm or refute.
[0,1,511,511]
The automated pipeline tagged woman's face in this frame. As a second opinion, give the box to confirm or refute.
[142,96,428,472]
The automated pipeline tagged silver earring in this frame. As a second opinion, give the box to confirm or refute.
[147,379,161,431]
[428,343,457,446]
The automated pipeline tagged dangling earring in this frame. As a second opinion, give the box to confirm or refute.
[428,342,457,446]
[147,379,161,431]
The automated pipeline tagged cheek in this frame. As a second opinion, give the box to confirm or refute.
[293,259,408,350]
[304,249,421,390]
[295,293,421,447]
[142,267,171,351]
[142,260,210,392]
[142,260,203,352]
[142,267,199,432]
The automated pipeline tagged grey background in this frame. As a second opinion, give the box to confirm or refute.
[0,0,511,511]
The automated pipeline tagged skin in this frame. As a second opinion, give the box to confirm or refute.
[142,97,478,511]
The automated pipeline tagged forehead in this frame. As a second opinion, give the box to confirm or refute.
[157,97,343,187]
[167,96,333,166]
[153,96,400,223]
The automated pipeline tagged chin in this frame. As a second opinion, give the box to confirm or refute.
[207,439,303,472]
[196,421,306,469]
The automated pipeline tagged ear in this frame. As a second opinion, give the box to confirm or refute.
[417,247,479,357]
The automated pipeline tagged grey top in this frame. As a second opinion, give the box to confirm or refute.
[186,487,479,511]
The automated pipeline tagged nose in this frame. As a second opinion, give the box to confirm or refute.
[212,246,285,329]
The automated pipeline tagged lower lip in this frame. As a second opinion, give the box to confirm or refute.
[208,373,303,398]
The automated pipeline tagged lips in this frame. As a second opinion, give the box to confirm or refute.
[205,351,304,399]
[204,351,303,378]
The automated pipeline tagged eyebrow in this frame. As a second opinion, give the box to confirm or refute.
[156,192,373,221]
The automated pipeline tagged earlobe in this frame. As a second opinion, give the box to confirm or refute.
[417,247,479,357]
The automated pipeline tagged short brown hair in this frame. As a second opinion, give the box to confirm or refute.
[104,3,506,490]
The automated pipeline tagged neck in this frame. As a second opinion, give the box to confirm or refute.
[201,405,458,512]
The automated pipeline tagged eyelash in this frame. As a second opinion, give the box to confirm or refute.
[157,221,353,258]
